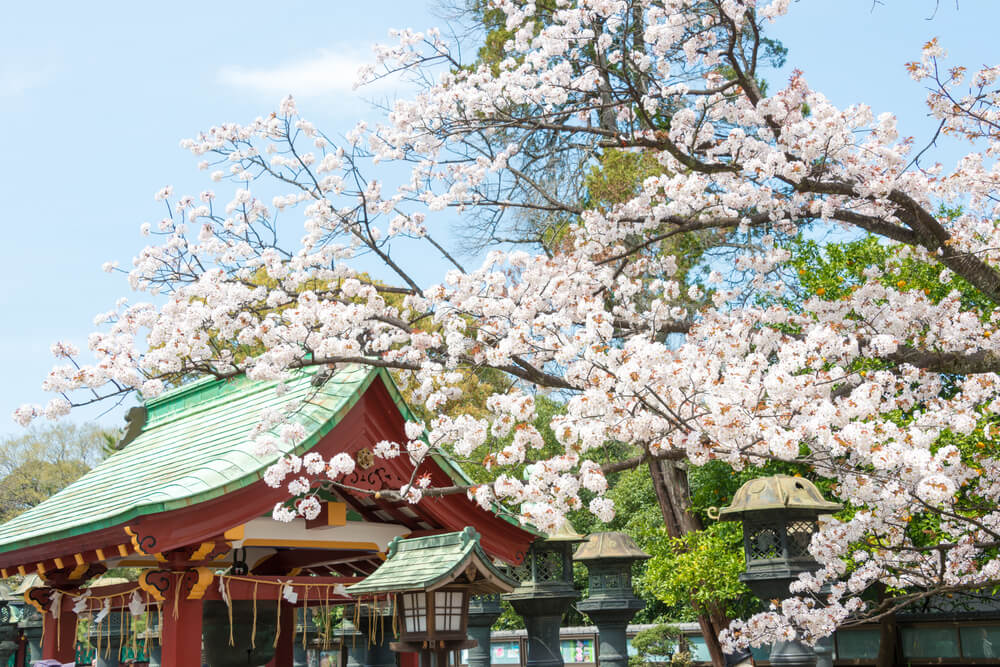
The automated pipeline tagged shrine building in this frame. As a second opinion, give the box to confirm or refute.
[0,365,537,666]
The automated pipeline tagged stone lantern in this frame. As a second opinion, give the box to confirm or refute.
[719,474,842,667]
[574,532,650,667]
[503,524,585,667]
[466,594,503,667]
[0,601,16,665]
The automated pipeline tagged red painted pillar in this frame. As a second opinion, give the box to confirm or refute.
[41,597,77,662]
[160,594,204,667]
[15,634,26,666]
[270,601,296,667]
[400,650,420,667]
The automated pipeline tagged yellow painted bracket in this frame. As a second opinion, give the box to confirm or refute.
[138,570,167,602]
[191,541,229,561]
[124,526,148,555]
[187,568,214,600]
[223,524,246,541]
[23,589,46,613]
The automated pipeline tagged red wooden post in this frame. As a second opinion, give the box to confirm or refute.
[399,650,421,667]
[41,596,77,662]
[160,594,204,667]
[270,600,296,667]
[14,634,25,667]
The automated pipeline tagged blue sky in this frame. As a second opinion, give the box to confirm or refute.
[1,1,996,438]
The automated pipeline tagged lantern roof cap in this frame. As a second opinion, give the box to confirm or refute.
[718,474,842,520]
[346,527,517,596]
[573,531,650,562]
[542,522,587,543]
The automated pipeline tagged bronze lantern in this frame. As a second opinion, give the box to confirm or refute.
[719,474,842,667]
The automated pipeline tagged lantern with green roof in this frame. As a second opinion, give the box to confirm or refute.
[346,528,516,667]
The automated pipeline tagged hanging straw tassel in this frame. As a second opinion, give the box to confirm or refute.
[273,583,283,649]
[226,577,235,647]
[172,573,182,620]
[54,598,61,653]
[302,585,310,651]
[95,606,102,660]
[352,598,360,650]
[119,598,126,660]
[392,596,398,639]
[251,582,259,651]
[131,595,138,658]
[329,586,337,650]
[105,607,112,660]
[351,598,361,645]
[73,615,80,661]
[379,598,385,647]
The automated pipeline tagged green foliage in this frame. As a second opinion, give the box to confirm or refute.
[584,149,666,212]
[0,421,110,522]
[787,233,993,315]
[492,598,523,631]
[628,623,691,667]
[642,521,754,621]
[618,459,825,623]
[599,459,817,623]
[471,0,560,74]
[606,467,664,536]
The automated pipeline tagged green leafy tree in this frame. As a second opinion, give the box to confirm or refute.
[0,422,111,522]
[642,522,751,623]
[628,623,691,667]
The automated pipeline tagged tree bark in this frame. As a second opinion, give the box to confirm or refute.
[648,459,730,667]
[875,584,900,667]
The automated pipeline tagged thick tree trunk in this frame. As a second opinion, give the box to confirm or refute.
[875,585,899,667]
[648,459,730,667]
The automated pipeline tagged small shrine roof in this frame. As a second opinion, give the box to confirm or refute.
[346,528,516,595]
[0,364,401,553]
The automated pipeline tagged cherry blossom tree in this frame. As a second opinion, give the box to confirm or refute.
[19,0,1000,654]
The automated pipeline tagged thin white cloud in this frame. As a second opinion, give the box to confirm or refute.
[0,64,55,99]
[218,48,393,99]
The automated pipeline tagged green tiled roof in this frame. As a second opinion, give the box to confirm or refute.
[346,528,515,595]
[0,364,395,554]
